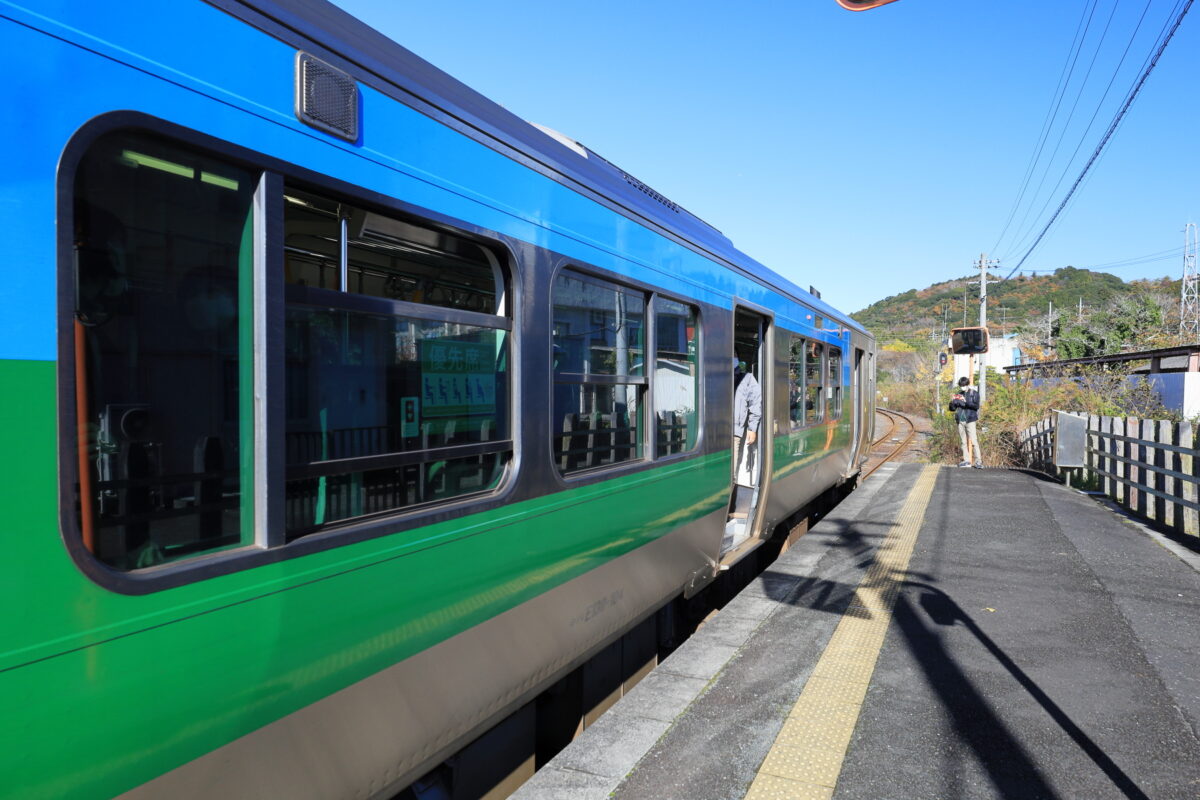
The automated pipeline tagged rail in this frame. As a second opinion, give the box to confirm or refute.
[1020,413,1200,540]
[862,408,916,479]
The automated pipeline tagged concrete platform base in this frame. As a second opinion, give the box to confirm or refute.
[511,464,1200,800]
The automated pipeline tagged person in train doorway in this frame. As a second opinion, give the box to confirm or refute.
[949,376,983,468]
[731,359,762,518]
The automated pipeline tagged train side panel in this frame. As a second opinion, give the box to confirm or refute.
[1,2,876,798]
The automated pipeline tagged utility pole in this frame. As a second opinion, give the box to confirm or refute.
[1048,301,1054,352]
[1182,222,1198,336]
[971,253,1000,404]
[1078,297,1083,323]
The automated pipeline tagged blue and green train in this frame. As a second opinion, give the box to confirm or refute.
[1,0,876,797]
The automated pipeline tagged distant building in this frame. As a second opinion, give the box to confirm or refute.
[1003,345,1200,418]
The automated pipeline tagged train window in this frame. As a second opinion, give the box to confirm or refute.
[654,298,699,454]
[788,336,805,429]
[283,188,511,539]
[552,270,646,474]
[828,347,843,420]
[72,131,258,569]
[804,341,824,425]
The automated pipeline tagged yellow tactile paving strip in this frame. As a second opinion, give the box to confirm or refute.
[744,465,941,800]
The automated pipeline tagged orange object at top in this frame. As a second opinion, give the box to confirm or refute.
[836,0,902,10]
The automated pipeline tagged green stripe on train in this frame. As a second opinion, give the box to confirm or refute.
[0,355,729,798]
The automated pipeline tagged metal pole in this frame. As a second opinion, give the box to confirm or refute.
[339,215,349,292]
[978,253,988,404]
[1182,223,1199,336]
[1048,301,1053,352]
[935,351,941,417]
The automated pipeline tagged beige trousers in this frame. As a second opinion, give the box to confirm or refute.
[958,420,981,464]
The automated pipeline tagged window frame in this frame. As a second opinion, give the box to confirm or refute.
[789,332,835,430]
[650,293,702,459]
[788,334,806,431]
[803,339,825,426]
[279,185,516,537]
[68,128,265,569]
[550,267,650,478]
[56,113,523,594]
[827,345,843,421]
[549,265,704,481]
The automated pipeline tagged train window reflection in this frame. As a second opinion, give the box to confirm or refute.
[805,341,824,425]
[553,271,646,474]
[654,298,699,454]
[284,188,501,314]
[788,336,805,429]
[283,186,512,538]
[283,306,509,537]
[553,384,643,472]
[72,131,257,570]
[828,347,842,419]
[552,272,644,376]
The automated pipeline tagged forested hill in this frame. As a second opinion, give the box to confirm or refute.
[851,266,1179,351]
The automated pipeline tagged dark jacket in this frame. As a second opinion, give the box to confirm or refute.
[949,387,980,423]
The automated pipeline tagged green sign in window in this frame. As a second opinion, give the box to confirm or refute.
[421,340,497,418]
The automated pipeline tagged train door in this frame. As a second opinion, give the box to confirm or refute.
[724,308,770,555]
[849,347,865,468]
[867,349,876,443]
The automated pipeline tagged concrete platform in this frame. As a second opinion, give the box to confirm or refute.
[510,464,1200,800]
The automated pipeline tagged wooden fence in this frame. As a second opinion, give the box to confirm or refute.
[1021,414,1200,539]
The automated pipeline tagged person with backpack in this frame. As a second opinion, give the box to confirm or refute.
[949,376,983,468]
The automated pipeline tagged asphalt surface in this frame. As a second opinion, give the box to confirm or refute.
[513,465,1200,800]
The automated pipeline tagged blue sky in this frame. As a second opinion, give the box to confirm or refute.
[329,0,1200,318]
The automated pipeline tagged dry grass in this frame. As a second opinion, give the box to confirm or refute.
[888,369,1175,467]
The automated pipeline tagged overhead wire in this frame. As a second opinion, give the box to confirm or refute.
[1002,0,1196,280]
[1086,242,1190,267]
[989,0,1101,256]
[994,0,1192,266]
[1000,0,1175,261]
[1001,0,1126,261]
[1003,0,1161,261]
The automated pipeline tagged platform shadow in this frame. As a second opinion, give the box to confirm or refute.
[755,517,897,618]
[898,582,1151,800]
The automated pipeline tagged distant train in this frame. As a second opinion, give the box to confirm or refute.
[1,1,876,797]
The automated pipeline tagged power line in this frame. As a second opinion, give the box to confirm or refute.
[990,0,1103,256]
[1002,0,1161,261]
[1001,0,1128,261]
[1017,247,1186,274]
[1004,0,1196,279]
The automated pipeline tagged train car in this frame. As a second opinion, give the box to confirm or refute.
[1,0,876,797]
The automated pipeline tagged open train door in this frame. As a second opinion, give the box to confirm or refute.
[724,306,772,556]
[849,347,866,470]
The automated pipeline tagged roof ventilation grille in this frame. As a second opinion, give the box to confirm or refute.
[619,171,680,213]
[295,52,359,142]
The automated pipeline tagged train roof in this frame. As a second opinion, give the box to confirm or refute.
[210,0,867,335]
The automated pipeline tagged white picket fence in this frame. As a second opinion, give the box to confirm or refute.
[1021,414,1200,538]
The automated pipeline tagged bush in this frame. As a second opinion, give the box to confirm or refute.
[876,379,935,418]
[930,367,1176,467]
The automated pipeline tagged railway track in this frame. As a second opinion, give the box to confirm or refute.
[862,408,917,479]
